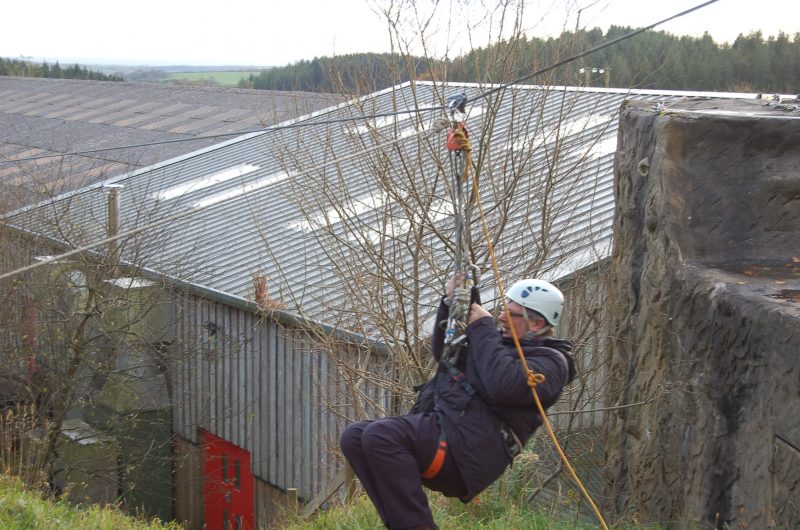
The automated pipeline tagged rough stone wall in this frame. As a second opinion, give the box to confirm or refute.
[605,99,800,529]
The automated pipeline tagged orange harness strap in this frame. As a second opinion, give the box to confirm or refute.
[421,439,447,480]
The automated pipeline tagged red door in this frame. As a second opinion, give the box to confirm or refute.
[201,430,254,530]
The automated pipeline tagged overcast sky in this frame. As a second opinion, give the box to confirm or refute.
[2,0,798,67]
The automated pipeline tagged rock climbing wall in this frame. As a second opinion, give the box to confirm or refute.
[605,98,800,528]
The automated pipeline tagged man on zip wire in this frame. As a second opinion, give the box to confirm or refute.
[341,275,576,530]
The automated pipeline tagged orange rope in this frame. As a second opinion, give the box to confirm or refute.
[453,127,610,530]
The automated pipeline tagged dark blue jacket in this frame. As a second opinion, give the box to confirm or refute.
[410,299,576,500]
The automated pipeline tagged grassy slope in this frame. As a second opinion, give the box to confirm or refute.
[0,475,180,530]
[0,471,660,529]
[1,446,663,530]
[278,453,661,530]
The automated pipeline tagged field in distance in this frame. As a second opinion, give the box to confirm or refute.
[166,70,259,86]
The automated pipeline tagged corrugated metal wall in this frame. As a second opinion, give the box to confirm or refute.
[171,291,393,501]
[549,263,610,431]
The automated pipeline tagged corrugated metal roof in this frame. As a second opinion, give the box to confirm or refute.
[0,76,344,203]
[8,82,756,335]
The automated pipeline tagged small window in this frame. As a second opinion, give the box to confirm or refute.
[235,515,243,530]
[223,509,230,530]
[222,455,228,482]
[234,459,241,489]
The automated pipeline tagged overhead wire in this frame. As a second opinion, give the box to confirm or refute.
[1,0,719,166]
[0,118,451,283]
[0,107,446,165]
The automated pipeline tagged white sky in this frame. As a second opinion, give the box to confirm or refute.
[2,0,798,67]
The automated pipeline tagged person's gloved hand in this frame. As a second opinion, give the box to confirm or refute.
[470,285,481,305]
[468,303,492,324]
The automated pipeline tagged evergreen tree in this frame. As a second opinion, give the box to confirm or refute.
[0,57,122,81]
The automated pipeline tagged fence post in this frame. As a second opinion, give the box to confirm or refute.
[287,488,299,514]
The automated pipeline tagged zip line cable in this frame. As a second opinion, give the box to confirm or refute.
[1,0,719,166]
[0,118,451,283]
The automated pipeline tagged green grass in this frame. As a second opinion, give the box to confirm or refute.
[278,493,614,530]
[279,493,668,530]
[0,446,661,530]
[277,449,664,530]
[0,474,180,530]
[166,71,258,85]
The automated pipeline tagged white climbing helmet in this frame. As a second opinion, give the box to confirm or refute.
[506,279,564,326]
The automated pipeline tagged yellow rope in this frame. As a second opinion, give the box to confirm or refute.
[451,126,610,530]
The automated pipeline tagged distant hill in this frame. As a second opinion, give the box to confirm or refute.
[106,65,275,84]
[158,65,272,73]
[237,52,433,93]
[9,27,798,95]
[238,28,800,95]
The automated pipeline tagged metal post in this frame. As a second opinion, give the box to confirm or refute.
[104,184,123,268]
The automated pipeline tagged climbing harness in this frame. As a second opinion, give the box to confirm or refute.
[435,93,611,529]
[423,355,523,483]
[421,436,448,479]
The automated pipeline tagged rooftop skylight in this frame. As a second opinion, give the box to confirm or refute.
[192,170,294,209]
[151,163,260,201]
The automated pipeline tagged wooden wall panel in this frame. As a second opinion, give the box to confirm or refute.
[254,476,291,529]
[174,437,204,530]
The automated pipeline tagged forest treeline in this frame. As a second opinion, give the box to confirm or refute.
[239,28,800,95]
[0,57,122,81]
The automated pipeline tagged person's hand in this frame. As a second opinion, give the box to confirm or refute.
[446,272,463,299]
[468,303,492,324]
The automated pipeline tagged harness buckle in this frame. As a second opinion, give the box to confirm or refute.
[501,426,522,460]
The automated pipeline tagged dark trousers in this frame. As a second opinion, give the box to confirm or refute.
[340,412,467,530]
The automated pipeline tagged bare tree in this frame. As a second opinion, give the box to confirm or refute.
[0,164,195,518]
[243,3,626,515]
